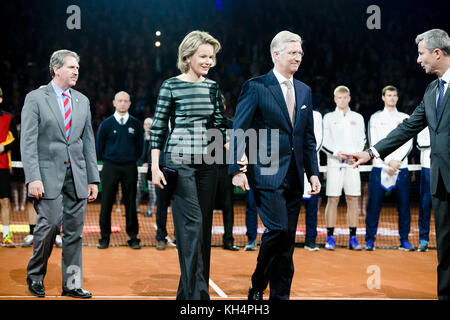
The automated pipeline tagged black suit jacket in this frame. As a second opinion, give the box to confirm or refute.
[229,70,319,191]
[374,78,449,195]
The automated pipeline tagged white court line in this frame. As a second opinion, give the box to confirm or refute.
[209,279,228,298]
[152,223,227,297]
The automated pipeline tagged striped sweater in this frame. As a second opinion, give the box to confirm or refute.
[150,77,228,161]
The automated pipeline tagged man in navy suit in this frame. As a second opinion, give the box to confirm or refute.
[229,30,321,300]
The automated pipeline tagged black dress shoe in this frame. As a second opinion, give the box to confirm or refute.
[97,239,109,249]
[248,285,263,300]
[128,238,141,249]
[27,277,45,297]
[223,244,240,251]
[62,287,92,299]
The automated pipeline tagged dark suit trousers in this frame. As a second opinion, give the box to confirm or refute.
[99,161,139,243]
[251,159,302,300]
[167,158,218,300]
[433,173,450,300]
[215,164,235,246]
[27,167,87,289]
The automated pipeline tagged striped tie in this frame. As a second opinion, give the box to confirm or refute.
[62,92,72,140]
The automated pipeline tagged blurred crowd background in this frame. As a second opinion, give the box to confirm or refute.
[0,0,445,141]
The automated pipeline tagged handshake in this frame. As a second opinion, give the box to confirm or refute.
[340,150,373,169]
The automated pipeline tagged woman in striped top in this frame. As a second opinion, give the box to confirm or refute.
[150,30,228,300]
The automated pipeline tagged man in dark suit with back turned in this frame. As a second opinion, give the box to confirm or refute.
[229,30,321,300]
[21,49,100,298]
[348,29,450,300]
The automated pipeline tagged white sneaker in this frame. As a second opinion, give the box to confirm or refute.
[55,235,62,248]
[22,234,34,247]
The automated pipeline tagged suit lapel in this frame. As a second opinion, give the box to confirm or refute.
[69,90,80,143]
[293,80,304,127]
[45,83,66,138]
[266,71,293,129]
[436,82,449,128]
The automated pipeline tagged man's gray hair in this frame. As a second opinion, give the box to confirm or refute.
[49,49,80,77]
[270,31,302,64]
[415,29,450,56]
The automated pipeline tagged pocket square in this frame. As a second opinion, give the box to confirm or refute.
[301,105,307,109]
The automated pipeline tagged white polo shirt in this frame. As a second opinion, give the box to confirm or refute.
[322,107,366,167]
[368,107,413,169]
[417,127,430,169]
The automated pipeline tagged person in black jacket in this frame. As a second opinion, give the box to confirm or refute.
[96,91,144,249]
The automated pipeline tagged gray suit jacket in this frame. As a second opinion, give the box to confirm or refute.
[21,82,100,199]
[374,78,449,195]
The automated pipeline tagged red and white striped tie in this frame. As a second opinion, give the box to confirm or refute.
[62,93,72,140]
[62,92,72,166]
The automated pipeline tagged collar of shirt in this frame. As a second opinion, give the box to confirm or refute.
[335,106,351,117]
[50,80,72,121]
[382,107,398,116]
[50,80,71,99]
[114,112,129,124]
[439,67,450,93]
[272,68,294,87]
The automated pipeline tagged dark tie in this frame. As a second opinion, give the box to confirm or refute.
[120,117,124,125]
[436,79,446,118]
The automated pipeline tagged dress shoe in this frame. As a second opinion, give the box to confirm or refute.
[156,240,167,250]
[248,285,263,300]
[62,287,92,299]
[27,278,45,297]
[223,244,240,251]
[128,238,141,249]
[97,239,109,249]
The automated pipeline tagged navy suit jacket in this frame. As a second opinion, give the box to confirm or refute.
[228,70,319,191]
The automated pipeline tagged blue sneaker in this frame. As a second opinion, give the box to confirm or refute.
[417,240,429,252]
[349,236,362,250]
[365,239,375,251]
[325,235,336,250]
[399,240,415,251]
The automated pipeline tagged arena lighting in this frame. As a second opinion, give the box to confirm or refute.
[155,41,161,47]
[155,30,161,36]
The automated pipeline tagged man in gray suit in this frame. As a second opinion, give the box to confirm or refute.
[348,29,450,300]
[21,49,100,298]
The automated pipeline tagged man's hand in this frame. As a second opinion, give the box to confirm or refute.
[88,184,98,202]
[309,175,321,195]
[232,172,250,192]
[237,154,248,173]
[28,180,45,200]
[337,151,355,165]
[342,151,371,168]
[0,144,4,154]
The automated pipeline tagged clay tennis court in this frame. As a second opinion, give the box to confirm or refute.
[0,202,438,300]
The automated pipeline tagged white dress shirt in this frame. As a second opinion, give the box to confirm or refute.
[273,68,296,106]
[114,112,129,125]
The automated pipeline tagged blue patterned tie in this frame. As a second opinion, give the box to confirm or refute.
[436,79,445,118]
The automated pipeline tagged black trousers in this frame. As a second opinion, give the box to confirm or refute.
[215,164,235,246]
[251,159,302,300]
[99,161,139,244]
[433,174,450,300]
[155,182,176,242]
[167,156,218,300]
